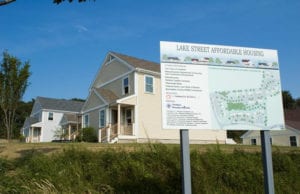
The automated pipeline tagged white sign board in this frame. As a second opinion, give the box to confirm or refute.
[160,41,285,130]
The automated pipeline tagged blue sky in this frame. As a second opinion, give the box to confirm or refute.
[1,0,299,101]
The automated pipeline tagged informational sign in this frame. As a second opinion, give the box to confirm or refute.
[160,41,285,130]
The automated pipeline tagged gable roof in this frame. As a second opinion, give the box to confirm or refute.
[36,97,84,112]
[95,88,119,104]
[110,51,161,73]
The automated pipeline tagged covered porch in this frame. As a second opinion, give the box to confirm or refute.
[26,127,41,143]
[22,117,42,143]
[60,114,82,141]
[99,96,137,143]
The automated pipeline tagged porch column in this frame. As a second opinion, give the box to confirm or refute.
[118,103,121,135]
[68,124,71,140]
[98,128,101,143]
[31,127,34,143]
[107,127,110,142]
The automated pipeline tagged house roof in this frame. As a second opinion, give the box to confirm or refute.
[95,88,119,104]
[36,97,84,112]
[110,51,161,73]
[60,113,81,125]
[23,117,39,128]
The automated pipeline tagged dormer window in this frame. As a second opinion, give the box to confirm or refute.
[123,77,129,95]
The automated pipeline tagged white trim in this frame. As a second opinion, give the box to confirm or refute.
[116,94,137,104]
[134,72,138,95]
[134,72,139,136]
[136,68,161,77]
[99,108,106,128]
[144,75,155,94]
[83,114,90,128]
[40,109,80,115]
[104,56,117,66]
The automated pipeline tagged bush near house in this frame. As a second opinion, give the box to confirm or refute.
[76,127,98,142]
[0,144,299,193]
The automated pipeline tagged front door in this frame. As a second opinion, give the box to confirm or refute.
[111,109,118,124]
[124,108,133,135]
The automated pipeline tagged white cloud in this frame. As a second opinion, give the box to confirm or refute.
[74,24,89,33]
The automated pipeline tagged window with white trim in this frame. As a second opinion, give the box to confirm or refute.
[48,112,54,121]
[99,109,106,128]
[145,75,154,93]
[84,114,89,128]
[251,138,257,145]
[290,136,297,147]
[123,77,129,95]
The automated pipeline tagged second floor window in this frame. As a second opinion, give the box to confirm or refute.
[123,77,129,95]
[145,75,154,93]
[48,112,53,121]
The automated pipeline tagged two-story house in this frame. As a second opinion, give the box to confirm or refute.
[82,51,227,143]
[21,97,84,142]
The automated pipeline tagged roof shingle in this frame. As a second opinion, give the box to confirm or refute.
[37,97,84,112]
[110,52,160,73]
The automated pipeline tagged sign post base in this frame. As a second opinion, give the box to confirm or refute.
[180,129,192,194]
[260,130,275,194]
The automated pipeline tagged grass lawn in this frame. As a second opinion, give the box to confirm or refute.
[0,141,299,160]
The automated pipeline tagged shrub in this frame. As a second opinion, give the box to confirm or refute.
[77,127,98,142]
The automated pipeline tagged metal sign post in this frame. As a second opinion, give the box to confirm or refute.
[180,129,192,194]
[260,130,275,194]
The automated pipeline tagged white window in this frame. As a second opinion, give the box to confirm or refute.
[84,114,89,128]
[145,75,154,93]
[99,109,106,128]
[48,112,54,121]
[251,138,257,145]
[123,77,129,95]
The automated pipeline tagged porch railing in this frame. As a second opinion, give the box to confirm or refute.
[26,135,41,143]
[99,123,134,143]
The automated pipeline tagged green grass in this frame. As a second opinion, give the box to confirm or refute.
[0,143,299,193]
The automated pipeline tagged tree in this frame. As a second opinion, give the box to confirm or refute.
[13,99,34,139]
[0,0,15,6]
[296,98,300,108]
[53,0,95,4]
[0,51,31,140]
[282,90,296,109]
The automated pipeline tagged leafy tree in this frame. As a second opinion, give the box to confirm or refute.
[70,98,85,102]
[282,90,296,109]
[0,0,15,6]
[53,0,95,4]
[0,51,31,140]
[13,99,34,139]
[296,98,300,108]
